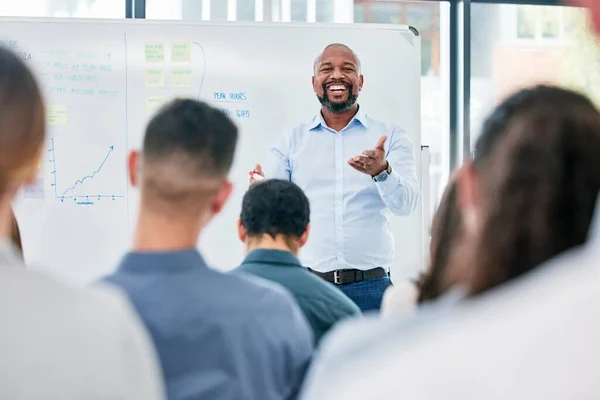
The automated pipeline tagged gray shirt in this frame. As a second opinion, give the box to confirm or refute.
[0,239,165,400]
[104,248,314,400]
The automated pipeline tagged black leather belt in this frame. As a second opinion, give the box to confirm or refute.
[309,267,388,285]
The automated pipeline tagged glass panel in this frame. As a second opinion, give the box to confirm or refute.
[211,0,227,21]
[541,7,560,39]
[291,0,307,22]
[470,4,597,149]
[316,0,333,22]
[0,0,124,18]
[517,5,536,39]
[237,0,256,21]
[353,0,447,216]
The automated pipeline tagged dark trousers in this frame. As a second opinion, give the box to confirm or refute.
[332,275,391,313]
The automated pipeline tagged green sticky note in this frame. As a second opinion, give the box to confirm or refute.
[171,42,191,62]
[146,96,165,116]
[146,68,166,87]
[172,69,193,87]
[145,42,165,62]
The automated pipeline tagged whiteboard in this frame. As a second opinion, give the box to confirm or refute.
[2,18,422,285]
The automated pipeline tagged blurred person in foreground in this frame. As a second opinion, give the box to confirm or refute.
[381,176,461,317]
[103,99,313,400]
[300,85,600,399]
[10,208,22,258]
[0,47,165,399]
[234,179,361,345]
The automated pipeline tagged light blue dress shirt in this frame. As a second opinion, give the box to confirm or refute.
[263,107,420,273]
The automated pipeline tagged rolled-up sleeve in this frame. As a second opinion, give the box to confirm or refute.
[375,127,420,215]
[263,130,292,181]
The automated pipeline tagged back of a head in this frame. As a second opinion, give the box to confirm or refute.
[240,179,310,249]
[141,99,238,210]
[0,47,45,197]
[469,85,600,295]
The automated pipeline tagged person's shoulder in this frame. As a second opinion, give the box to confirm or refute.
[292,270,361,314]
[279,113,321,137]
[0,265,151,352]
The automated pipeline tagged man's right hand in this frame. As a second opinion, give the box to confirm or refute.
[249,164,265,185]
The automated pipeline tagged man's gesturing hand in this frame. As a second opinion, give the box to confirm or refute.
[348,135,389,177]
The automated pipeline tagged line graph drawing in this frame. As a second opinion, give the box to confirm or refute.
[49,138,124,203]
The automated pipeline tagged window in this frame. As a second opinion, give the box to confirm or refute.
[515,5,571,41]
[237,1,255,21]
[316,0,333,22]
[471,4,596,149]
[517,6,536,39]
[291,0,308,21]
[0,0,124,18]
[354,0,446,217]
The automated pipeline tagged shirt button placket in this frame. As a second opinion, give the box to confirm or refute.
[334,132,344,263]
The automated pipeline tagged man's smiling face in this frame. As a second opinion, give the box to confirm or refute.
[313,45,364,113]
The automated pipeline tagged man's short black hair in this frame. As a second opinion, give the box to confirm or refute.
[241,180,310,240]
[143,98,238,176]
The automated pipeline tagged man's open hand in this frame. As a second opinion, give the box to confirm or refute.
[348,136,388,177]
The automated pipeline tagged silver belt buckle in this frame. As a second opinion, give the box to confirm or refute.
[333,270,342,284]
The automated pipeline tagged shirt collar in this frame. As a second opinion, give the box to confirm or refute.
[118,248,208,274]
[242,249,302,268]
[308,105,369,131]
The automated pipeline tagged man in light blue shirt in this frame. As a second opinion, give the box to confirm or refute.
[103,99,313,400]
[251,43,420,311]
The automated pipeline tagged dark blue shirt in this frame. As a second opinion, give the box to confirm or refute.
[235,249,361,344]
[104,249,313,400]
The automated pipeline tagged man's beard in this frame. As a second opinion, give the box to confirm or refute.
[317,82,358,113]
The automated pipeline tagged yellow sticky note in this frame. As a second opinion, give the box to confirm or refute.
[171,42,191,62]
[145,42,165,62]
[47,105,68,126]
[172,69,193,87]
[146,96,165,116]
[146,68,166,88]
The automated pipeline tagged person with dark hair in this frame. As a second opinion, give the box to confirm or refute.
[0,47,165,399]
[381,176,462,316]
[102,99,313,400]
[234,179,361,344]
[250,43,420,312]
[299,85,600,399]
[416,176,461,304]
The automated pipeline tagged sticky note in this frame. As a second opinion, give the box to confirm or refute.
[145,42,165,62]
[146,96,165,116]
[172,69,193,87]
[146,68,166,88]
[47,105,68,126]
[171,42,191,62]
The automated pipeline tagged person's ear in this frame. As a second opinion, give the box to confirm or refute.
[456,162,480,237]
[210,181,233,215]
[358,74,364,91]
[299,223,310,248]
[128,151,140,187]
[312,75,317,92]
[237,218,247,243]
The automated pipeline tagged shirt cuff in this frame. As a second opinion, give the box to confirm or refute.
[374,166,402,195]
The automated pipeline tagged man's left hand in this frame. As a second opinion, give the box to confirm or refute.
[348,135,388,177]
